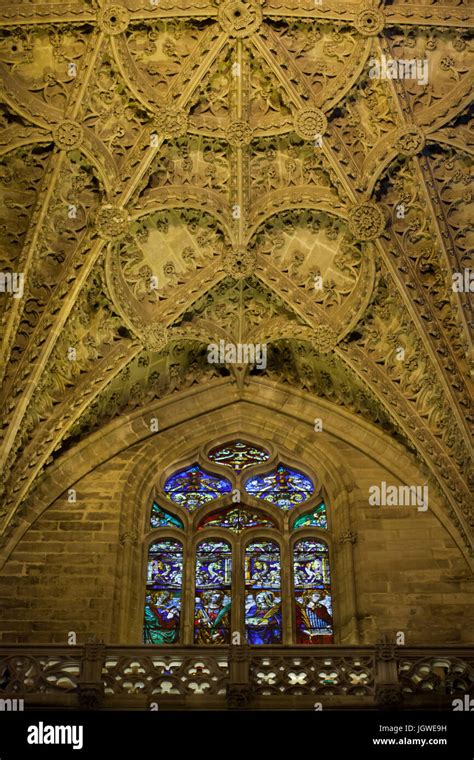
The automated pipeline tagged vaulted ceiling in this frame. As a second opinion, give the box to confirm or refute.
[0,0,472,552]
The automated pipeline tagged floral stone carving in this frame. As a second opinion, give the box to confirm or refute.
[293,108,327,141]
[396,126,426,157]
[53,121,84,151]
[97,6,130,35]
[227,121,253,147]
[218,0,262,38]
[95,205,130,242]
[221,247,256,279]
[354,8,385,36]
[151,108,188,140]
[311,325,338,354]
[142,325,169,352]
[348,203,386,241]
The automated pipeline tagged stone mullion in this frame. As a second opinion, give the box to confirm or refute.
[332,485,359,644]
[336,342,472,551]
[183,533,195,646]
[234,535,243,643]
[281,523,292,645]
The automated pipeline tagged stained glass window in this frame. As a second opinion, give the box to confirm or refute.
[293,539,333,644]
[198,506,276,534]
[164,464,232,511]
[245,540,282,644]
[143,540,183,644]
[208,440,270,471]
[194,540,232,644]
[293,503,327,530]
[150,503,184,530]
[244,465,314,510]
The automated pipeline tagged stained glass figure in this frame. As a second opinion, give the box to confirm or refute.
[194,540,232,644]
[245,540,282,644]
[293,539,333,644]
[198,506,276,534]
[244,465,314,510]
[144,540,183,644]
[164,464,232,511]
[293,502,327,530]
[150,502,184,530]
[208,440,270,471]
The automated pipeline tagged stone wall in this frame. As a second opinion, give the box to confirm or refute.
[0,383,472,646]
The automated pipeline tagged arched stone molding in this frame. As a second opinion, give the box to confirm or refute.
[2,378,468,571]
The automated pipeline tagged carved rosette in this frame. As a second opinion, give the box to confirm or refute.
[221,247,256,279]
[142,325,169,352]
[151,108,188,140]
[218,0,262,38]
[293,108,327,141]
[95,205,130,242]
[354,7,385,36]
[311,325,338,354]
[227,120,253,147]
[348,203,386,241]
[97,6,130,35]
[53,121,84,151]
[396,126,426,157]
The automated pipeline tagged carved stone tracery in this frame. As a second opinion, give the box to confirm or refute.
[0,0,471,559]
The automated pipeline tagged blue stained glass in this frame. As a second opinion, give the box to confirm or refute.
[294,539,333,644]
[245,540,282,644]
[195,540,232,644]
[208,440,270,471]
[244,465,314,510]
[293,503,327,529]
[144,540,183,644]
[164,464,232,512]
[150,503,184,530]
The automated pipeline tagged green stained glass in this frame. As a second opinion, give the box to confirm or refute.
[150,503,184,530]
[293,503,327,529]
